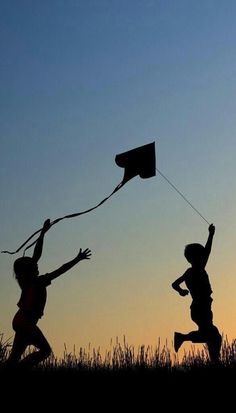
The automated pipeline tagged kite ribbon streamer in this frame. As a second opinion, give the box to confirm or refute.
[1,181,124,255]
[1,141,156,256]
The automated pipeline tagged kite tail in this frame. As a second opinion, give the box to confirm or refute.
[1,229,42,255]
[1,181,124,256]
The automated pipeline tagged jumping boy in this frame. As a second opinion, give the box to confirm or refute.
[172,224,221,362]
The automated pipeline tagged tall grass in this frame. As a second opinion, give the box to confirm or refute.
[2,335,234,408]
[0,333,11,364]
[1,334,236,373]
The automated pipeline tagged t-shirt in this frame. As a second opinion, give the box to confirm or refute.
[183,267,212,302]
[17,274,51,320]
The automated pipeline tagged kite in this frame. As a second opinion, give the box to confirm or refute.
[116,142,209,225]
[2,140,210,256]
[2,142,156,255]
[115,141,156,184]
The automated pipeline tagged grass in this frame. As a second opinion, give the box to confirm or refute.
[1,334,235,406]
[1,333,236,372]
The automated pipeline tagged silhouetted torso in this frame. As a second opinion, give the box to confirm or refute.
[17,275,51,320]
[184,267,212,301]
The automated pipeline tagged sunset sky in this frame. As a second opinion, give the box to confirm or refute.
[1,0,236,359]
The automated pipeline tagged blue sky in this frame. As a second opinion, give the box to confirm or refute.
[1,1,236,358]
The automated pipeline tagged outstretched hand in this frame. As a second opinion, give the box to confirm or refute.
[77,248,92,261]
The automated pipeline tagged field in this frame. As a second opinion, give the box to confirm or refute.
[0,334,235,407]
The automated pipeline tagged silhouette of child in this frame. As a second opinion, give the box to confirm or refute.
[172,224,221,362]
[7,219,91,369]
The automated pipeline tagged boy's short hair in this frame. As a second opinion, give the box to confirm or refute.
[184,243,205,264]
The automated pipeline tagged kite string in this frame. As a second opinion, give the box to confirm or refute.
[156,168,210,225]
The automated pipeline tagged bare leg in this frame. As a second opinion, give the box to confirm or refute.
[174,329,211,352]
[19,325,51,368]
[6,333,28,366]
[206,326,222,363]
[7,319,51,369]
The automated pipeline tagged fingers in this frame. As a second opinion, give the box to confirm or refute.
[84,248,92,259]
[79,248,92,259]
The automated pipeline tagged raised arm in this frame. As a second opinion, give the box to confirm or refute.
[172,273,189,297]
[32,219,51,263]
[47,248,92,281]
[204,224,215,267]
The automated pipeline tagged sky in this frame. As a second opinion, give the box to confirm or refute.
[1,0,236,360]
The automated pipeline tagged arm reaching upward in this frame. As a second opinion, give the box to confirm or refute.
[32,219,51,263]
[204,224,215,267]
[47,248,92,282]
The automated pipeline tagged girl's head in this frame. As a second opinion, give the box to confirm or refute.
[184,243,205,266]
[13,257,39,286]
